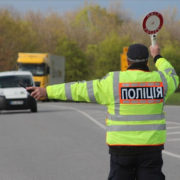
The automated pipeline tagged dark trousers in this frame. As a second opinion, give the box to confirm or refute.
[108,151,165,180]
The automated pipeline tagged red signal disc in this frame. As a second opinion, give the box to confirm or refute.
[143,11,163,34]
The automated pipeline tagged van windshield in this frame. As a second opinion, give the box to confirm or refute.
[0,75,33,88]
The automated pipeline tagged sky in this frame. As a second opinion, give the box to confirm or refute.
[0,0,179,20]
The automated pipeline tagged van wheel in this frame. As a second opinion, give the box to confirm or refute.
[31,100,37,112]
[31,102,37,112]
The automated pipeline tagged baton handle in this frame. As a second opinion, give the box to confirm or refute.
[151,34,157,46]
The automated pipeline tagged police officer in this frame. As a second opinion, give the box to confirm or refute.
[27,44,179,180]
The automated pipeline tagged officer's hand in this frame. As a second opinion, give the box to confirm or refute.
[149,44,160,58]
[26,87,47,100]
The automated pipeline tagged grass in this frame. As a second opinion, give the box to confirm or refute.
[165,92,180,105]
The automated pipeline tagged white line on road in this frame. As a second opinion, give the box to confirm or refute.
[167,132,180,135]
[51,104,180,160]
[163,151,180,159]
[75,108,106,130]
[167,121,180,125]
[167,126,180,130]
[51,104,106,130]
[167,138,180,142]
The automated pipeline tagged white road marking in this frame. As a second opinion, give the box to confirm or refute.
[51,104,180,159]
[167,126,180,130]
[75,108,106,130]
[51,104,106,130]
[163,151,180,159]
[167,121,180,125]
[167,132,180,135]
[167,138,180,142]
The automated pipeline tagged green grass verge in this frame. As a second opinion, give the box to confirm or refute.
[165,92,180,105]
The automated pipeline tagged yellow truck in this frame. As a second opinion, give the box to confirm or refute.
[17,53,65,88]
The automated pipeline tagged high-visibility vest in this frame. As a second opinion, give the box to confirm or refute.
[47,57,179,146]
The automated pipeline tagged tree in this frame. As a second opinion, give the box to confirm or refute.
[55,37,89,82]
[0,9,38,71]
[86,33,130,78]
[161,41,180,77]
[63,4,123,50]
[25,11,66,53]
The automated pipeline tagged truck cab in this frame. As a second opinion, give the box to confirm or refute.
[18,62,49,87]
[17,53,65,89]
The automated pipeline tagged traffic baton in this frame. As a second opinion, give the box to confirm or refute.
[143,11,163,46]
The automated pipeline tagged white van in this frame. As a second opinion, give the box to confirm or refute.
[0,71,37,112]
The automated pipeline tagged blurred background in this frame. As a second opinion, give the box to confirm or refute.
[0,0,179,104]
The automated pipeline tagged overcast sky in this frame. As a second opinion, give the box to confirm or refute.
[0,0,179,20]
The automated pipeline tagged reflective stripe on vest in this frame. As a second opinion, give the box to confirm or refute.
[158,71,168,98]
[113,72,120,114]
[87,81,97,102]
[165,68,178,88]
[107,124,166,131]
[107,113,165,121]
[65,82,74,100]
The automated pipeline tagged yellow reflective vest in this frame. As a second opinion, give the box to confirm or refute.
[47,57,179,146]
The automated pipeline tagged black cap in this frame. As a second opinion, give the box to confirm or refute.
[127,44,149,62]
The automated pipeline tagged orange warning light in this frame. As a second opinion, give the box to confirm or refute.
[120,47,128,71]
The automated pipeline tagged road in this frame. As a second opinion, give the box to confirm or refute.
[0,102,179,180]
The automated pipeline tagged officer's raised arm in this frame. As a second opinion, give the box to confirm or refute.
[149,44,161,58]
[149,44,179,101]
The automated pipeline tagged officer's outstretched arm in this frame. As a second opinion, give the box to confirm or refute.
[46,73,113,105]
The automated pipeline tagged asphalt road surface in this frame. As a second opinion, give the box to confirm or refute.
[0,102,179,180]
